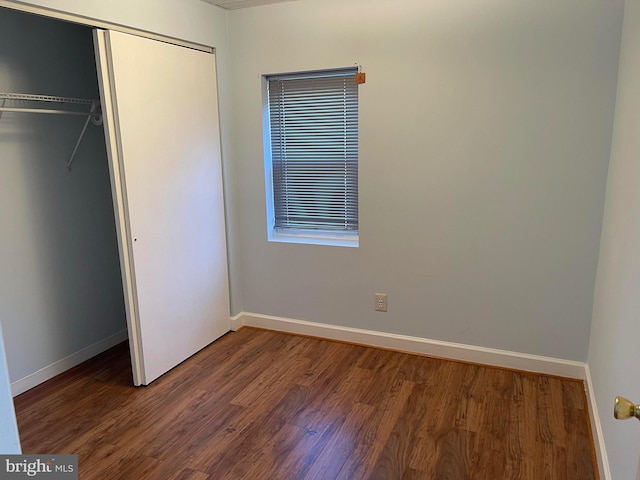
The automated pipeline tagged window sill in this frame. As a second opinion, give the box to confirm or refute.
[268,230,359,248]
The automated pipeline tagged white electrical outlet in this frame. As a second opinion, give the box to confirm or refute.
[374,293,388,312]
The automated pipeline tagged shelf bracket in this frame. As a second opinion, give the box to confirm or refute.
[67,102,100,171]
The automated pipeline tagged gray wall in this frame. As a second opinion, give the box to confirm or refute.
[588,0,640,477]
[228,0,623,361]
[0,9,125,383]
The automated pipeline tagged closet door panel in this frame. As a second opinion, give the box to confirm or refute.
[95,30,230,385]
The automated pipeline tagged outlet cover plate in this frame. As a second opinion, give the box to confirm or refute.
[374,293,388,312]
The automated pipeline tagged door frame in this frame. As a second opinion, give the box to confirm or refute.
[0,1,213,53]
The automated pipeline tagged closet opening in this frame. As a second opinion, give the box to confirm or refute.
[0,7,128,396]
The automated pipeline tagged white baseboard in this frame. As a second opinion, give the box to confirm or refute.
[584,365,611,480]
[11,329,128,397]
[230,312,244,332]
[234,312,587,379]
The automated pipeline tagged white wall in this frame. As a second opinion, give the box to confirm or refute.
[228,0,623,361]
[588,0,640,477]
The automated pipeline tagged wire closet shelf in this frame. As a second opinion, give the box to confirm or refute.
[0,92,103,170]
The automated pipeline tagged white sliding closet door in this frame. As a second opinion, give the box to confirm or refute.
[94,30,230,385]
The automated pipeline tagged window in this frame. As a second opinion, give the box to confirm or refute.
[265,68,359,247]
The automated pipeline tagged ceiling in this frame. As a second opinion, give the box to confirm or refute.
[205,0,302,9]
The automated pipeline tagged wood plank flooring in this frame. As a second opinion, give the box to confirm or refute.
[14,327,597,479]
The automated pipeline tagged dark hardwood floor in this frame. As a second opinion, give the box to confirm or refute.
[14,327,597,479]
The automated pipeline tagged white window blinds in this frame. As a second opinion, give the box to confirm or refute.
[267,68,358,232]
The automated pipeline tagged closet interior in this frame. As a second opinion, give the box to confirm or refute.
[0,7,127,394]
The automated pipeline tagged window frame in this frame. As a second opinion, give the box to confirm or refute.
[262,67,359,248]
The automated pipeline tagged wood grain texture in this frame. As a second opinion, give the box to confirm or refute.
[14,327,597,479]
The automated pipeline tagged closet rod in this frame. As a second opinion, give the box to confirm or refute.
[0,92,100,119]
[0,93,96,105]
[0,107,94,116]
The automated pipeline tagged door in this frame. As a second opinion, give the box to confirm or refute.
[93,30,230,385]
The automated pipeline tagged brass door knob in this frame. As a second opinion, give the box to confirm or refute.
[614,396,640,421]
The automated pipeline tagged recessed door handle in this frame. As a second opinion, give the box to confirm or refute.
[614,396,640,421]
